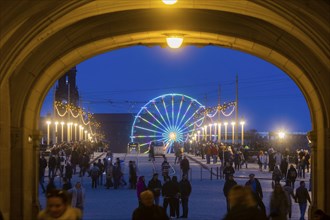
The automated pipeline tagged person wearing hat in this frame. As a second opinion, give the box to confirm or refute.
[223,174,237,212]
[132,190,169,220]
[148,173,162,205]
[245,174,266,214]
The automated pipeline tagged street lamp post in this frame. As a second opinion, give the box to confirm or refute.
[224,122,228,143]
[231,122,235,145]
[209,124,212,141]
[54,121,59,144]
[197,130,201,142]
[240,121,245,146]
[204,126,207,141]
[218,123,221,143]
[213,123,217,142]
[60,122,64,142]
[46,121,51,146]
[74,123,78,141]
[67,122,71,142]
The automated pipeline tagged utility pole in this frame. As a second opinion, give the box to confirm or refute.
[218,84,221,122]
[235,74,239,145]
[218,84,221,143]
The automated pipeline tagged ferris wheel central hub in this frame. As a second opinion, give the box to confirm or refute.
[169,132,177,141]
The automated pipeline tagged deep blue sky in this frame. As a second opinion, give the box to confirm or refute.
[41,46,311,132]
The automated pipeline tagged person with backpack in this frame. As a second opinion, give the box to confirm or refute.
[287,164,298,189]
[90,163,100,189]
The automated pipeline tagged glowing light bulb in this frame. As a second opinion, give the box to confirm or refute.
[162,0,177,5]
[166,36,184,49]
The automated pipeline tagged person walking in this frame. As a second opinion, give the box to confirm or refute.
[286,165,298,189]
[129,160,138,189]
[170,176,181,219]
[148,173,162,206]
[132,190,169,220]
[64,162,73,183]
[272,166,282,188]
[68,181,85,213]
[38,189,82,220]
[223,162,235,181]
[96,158,105,186]
[105,162,114,189]
[62,178,72,191]
[39,155,47,193]
[269,183,289,220]
[223,174,237,212]
[180,156,190,178]
[179,174,192,218]
[222,185,267,220]
[48,154,56,179]
[283,180,295,219]
[161,158,171,181]
[295,181,311,220]
[90,163,100,189]
[245,173,266,215]
[162,176,172,215]
[136,176,147,207]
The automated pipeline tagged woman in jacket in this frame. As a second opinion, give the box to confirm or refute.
[136,176,147,207]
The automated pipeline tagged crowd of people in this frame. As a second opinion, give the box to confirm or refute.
[37,141,329,220]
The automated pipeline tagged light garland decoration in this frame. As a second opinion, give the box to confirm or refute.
[53,101,100,139]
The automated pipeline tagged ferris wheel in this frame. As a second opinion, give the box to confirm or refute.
[130,93,205,153]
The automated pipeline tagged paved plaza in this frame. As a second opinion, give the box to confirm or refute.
[39,152,311,220]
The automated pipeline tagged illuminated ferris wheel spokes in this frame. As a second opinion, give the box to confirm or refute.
[131,94,205,151]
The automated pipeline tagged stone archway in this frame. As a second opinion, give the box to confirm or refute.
[0,1,329,219]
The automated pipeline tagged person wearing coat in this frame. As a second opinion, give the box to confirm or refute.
[136,176,147,207]
[179,174,192,218]
[286,165,298,189]
[270,183,290,220]
[223,174,237,212]
[223,185,267,220]
[68,181,86,213]
[245,174,266,215]
[283,180,295,219]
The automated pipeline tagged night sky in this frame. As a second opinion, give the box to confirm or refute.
[41,46,311,133]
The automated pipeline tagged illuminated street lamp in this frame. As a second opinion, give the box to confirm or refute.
[278,131,286,139]
[46,121,51,146]
[162,0,177,5]
[74,123,78,141]
[204,126,207,141]
[224,122,228,143]
[60,122,64,142]
[240,121,245,145]
[67,122,71,142]
[231,122,236,144]
[54,121,58,144]
[209,124,212,141]
[197,130,201,142]
[84,130,87,141]
[213,123,217,140]
[218,123,222,143]
[278,131,286,150]
[166,35,184,49]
